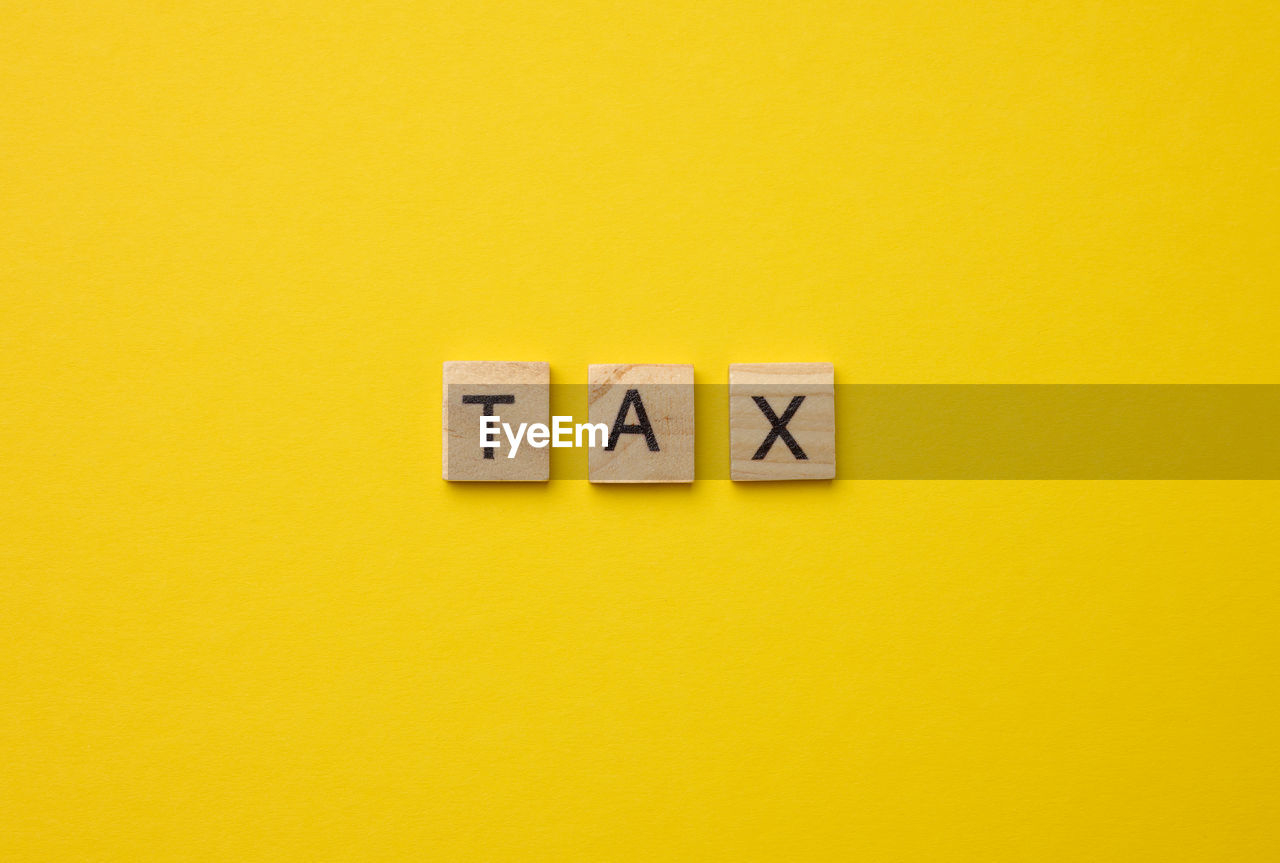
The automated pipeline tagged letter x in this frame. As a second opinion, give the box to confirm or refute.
[751,396,807,460]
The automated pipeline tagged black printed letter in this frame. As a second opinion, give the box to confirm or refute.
[605,389,660,452]
[751,396,807,460]
[462,394,515,458]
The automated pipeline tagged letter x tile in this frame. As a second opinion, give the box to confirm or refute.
[729,363,835,481]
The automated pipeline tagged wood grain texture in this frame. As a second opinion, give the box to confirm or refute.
[588,364,695,483]
[729,363,835,481]
[443,361,549,481]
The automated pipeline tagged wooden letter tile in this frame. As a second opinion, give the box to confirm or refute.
[588,364,695,483]
[443,361,550,481]
[729,363,835,481]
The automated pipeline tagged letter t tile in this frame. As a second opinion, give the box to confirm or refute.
[443,361,550,481]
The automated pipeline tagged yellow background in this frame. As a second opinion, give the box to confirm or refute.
[4,2,1279,859]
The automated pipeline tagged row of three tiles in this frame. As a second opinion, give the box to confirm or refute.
[444,362,835,482]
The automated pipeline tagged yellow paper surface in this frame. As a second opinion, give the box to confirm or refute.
[4,2,1279,859]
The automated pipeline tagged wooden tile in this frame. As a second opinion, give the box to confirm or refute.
[443,361,550,481]
[588,364,695,483]
[729,363,835,481]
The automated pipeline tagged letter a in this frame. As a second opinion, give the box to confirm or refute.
[605,389,660,452]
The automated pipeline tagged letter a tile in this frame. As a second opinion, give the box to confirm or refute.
[443,361,550,481]
[729,363,835,481]
[588,364,695,483]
